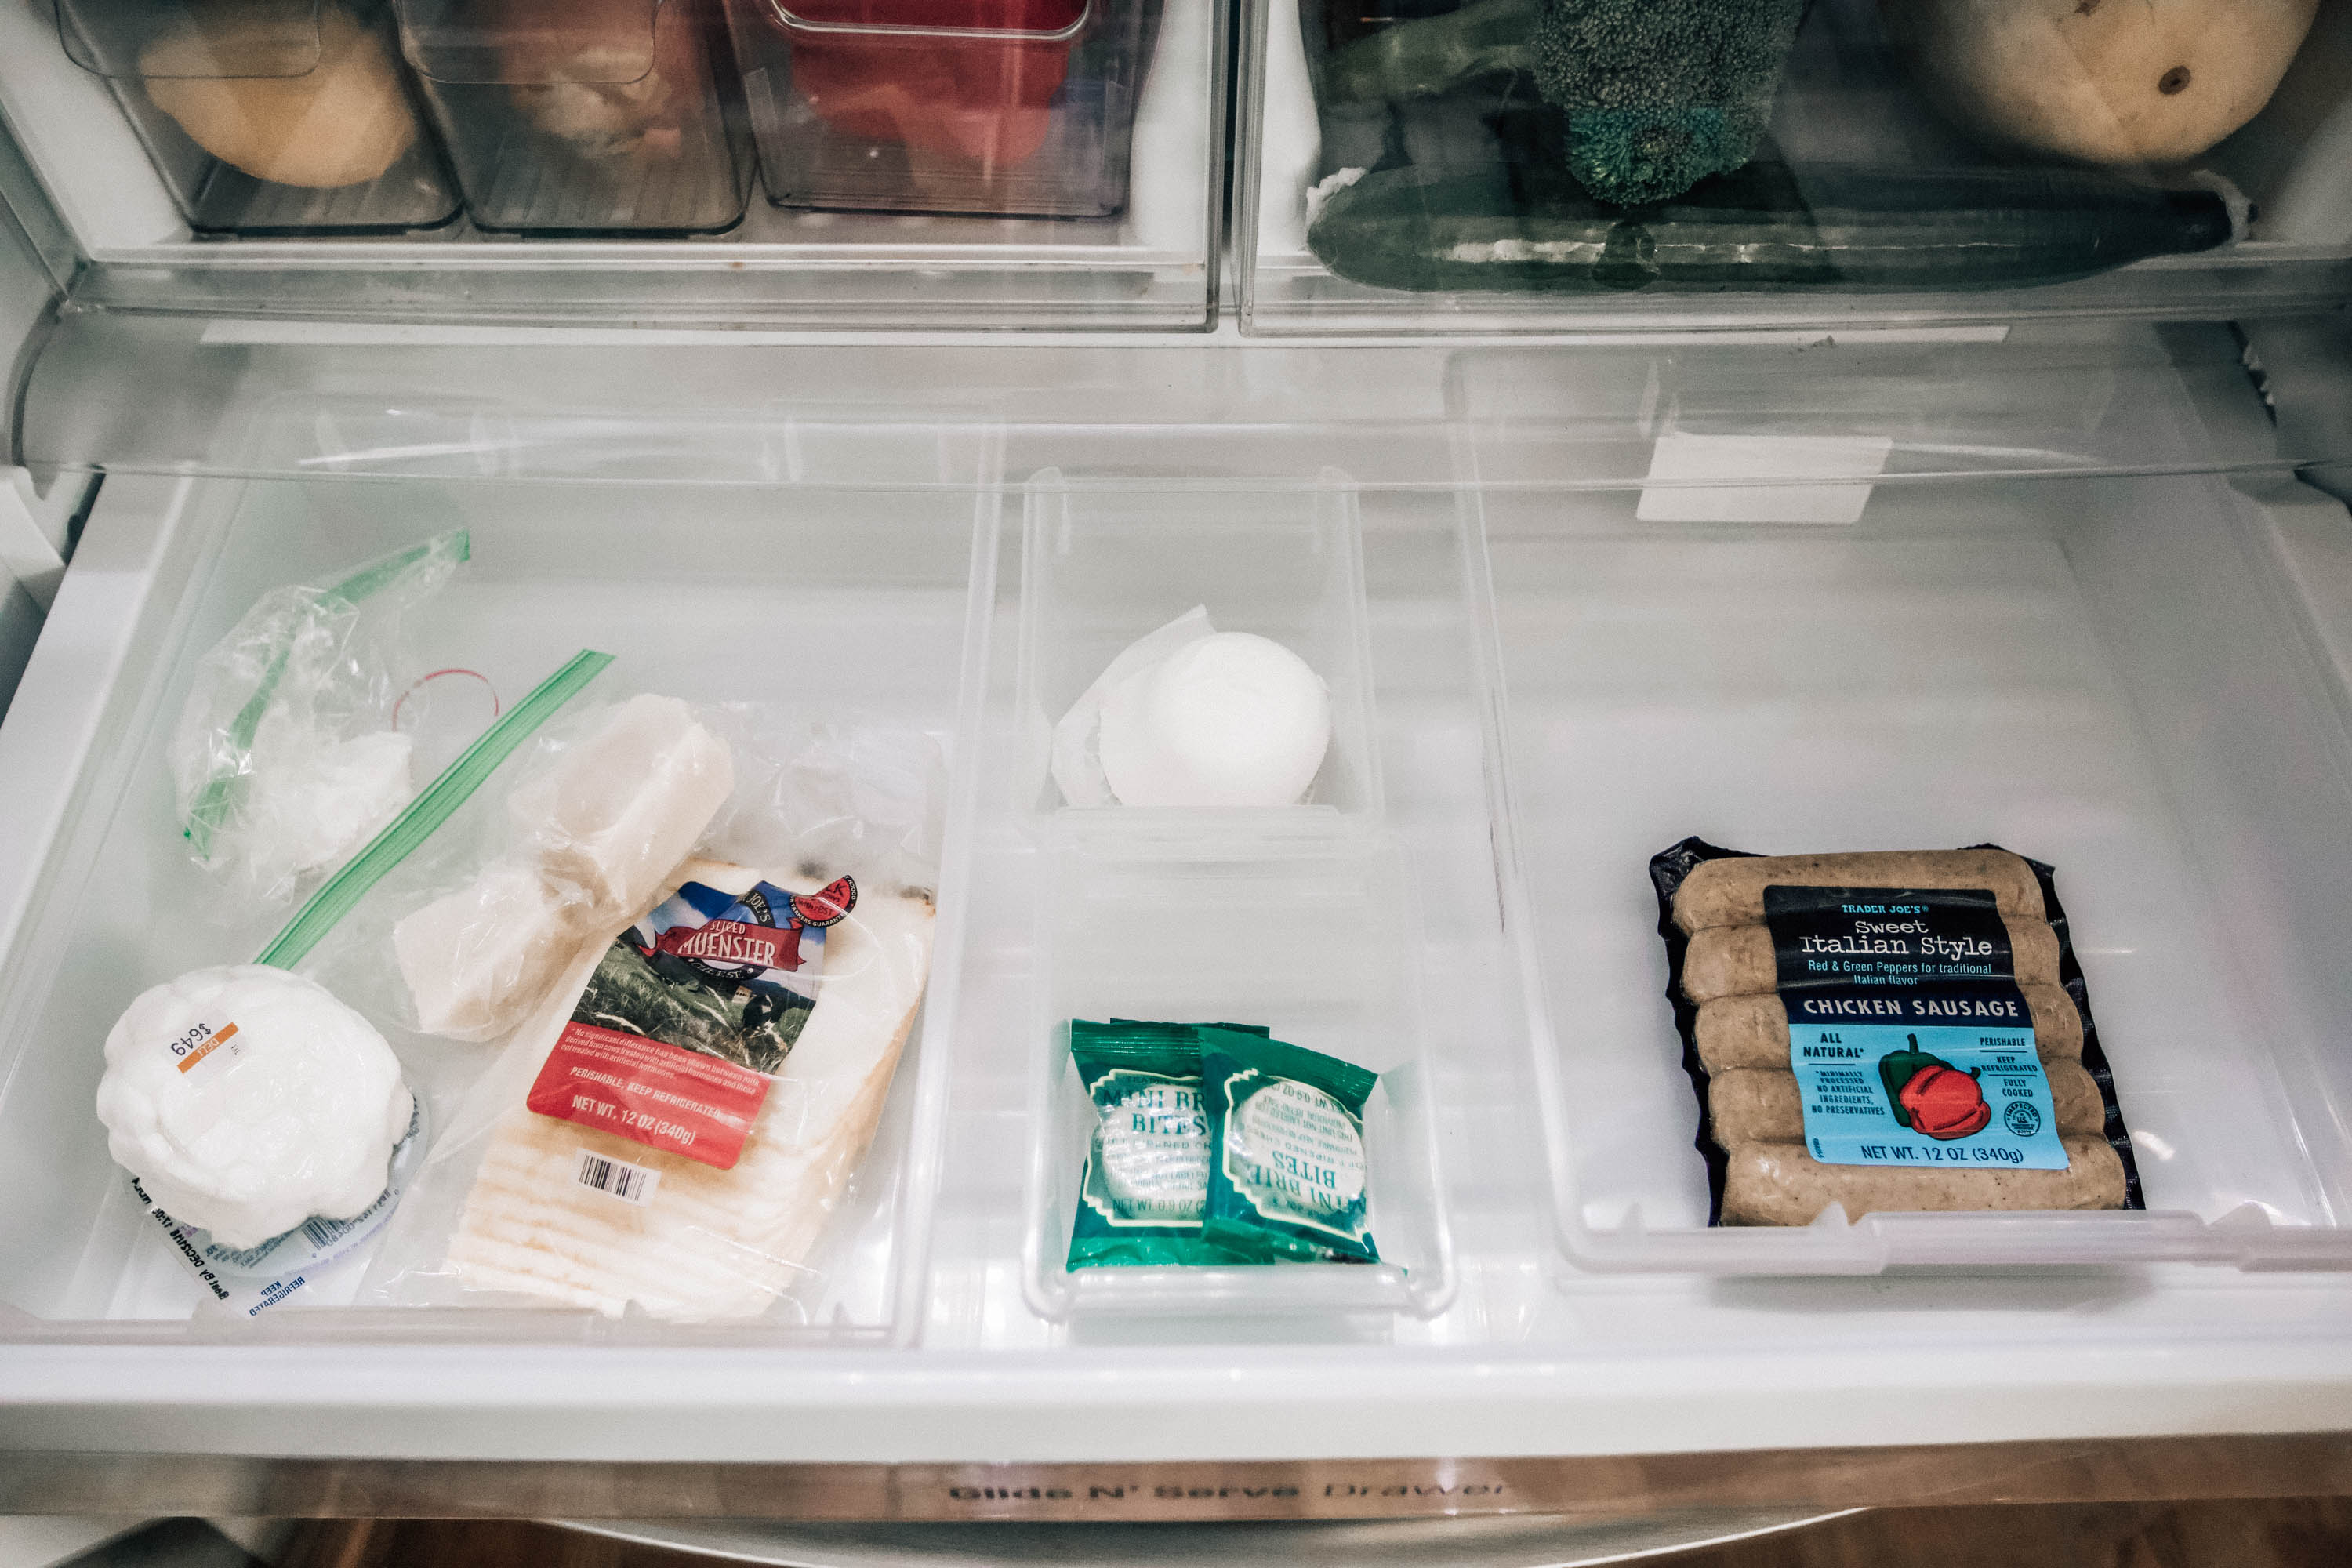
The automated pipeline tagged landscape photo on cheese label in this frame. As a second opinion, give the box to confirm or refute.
[522,874,858,1168]
[581,873,855,1074]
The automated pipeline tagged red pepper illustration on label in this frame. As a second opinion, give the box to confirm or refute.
[1878,1037,1992,1141]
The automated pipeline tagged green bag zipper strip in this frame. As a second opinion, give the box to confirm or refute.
[256,648,613,970]
[186,531,473,857]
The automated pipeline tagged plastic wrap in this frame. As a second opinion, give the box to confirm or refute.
[387,692,739,1044]
[95,647,613,1316]
[169,529,470,909]
[358,716,946,1320]
[1050,604,1210,807]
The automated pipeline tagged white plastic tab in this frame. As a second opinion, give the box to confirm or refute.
[2241,476,2352,695]
[1637,432,1894,526]
[0,466,78,612]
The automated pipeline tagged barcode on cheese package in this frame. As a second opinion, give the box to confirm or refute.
[574,1149,659,1205]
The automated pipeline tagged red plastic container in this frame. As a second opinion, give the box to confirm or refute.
[781,0,1086,171]
[726,0,1150,216]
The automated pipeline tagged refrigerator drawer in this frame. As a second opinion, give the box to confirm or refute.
[1485,469,2352,1273]
[0,466,996,1341]
[5,337,2352,1489]
[1238,0,2352,333]
[0,0,1224,328]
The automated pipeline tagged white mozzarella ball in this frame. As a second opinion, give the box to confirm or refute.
[1098,632,1331,808]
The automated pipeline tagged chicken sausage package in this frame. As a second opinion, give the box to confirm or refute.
[1647,839,2143,1228]
[169,529,470,910]
[351,697,946,1322]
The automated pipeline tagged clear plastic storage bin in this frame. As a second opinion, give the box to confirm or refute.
[1454,338,2352,1274]
[0,467,992,1337]
[2,0,1227,325]
[1022,835,1454,1319]
[725,0,1156,216]
[1238,0,2352,331]
[395,0,752,234]
[51,0,460,234]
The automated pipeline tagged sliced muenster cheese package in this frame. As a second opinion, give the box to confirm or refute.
[361,721,947,1320]
[428,860,931,1319]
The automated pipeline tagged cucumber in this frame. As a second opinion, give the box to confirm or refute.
[1306,159,2234,294]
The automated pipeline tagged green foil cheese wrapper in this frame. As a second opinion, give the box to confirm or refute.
[1201,1027,1381,1265]
[1066,1021,1259,1270]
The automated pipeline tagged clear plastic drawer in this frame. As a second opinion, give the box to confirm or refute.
[50,0,462,234]
[0,0,1227,325]
[1236,0,2352,332]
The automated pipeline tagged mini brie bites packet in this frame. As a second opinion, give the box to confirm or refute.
[1201,1028,1381,1265]
[1067,1020,1261,1270]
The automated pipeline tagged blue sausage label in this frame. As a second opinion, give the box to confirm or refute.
[1764,885,2069,1170]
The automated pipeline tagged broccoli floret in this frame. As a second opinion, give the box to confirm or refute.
[1531,0,1806,205]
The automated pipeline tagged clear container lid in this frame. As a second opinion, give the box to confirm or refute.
[769,0,1090,42]
[395,0,666,86]
[56,0,330,79]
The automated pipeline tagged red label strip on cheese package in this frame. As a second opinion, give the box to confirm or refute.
[525,1022,770,1171]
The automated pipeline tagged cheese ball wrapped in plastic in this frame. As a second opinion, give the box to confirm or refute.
[96,965,412,1250]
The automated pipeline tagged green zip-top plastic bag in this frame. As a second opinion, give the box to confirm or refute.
[172,530,472,908]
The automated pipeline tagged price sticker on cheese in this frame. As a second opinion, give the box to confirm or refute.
[164,1016,245,1079]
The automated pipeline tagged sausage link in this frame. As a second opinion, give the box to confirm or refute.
[1693,984,2084,1073]
[1719,1134,2127,1225]
[1673,849,2045,935]
[1706,1062,2107,1149]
